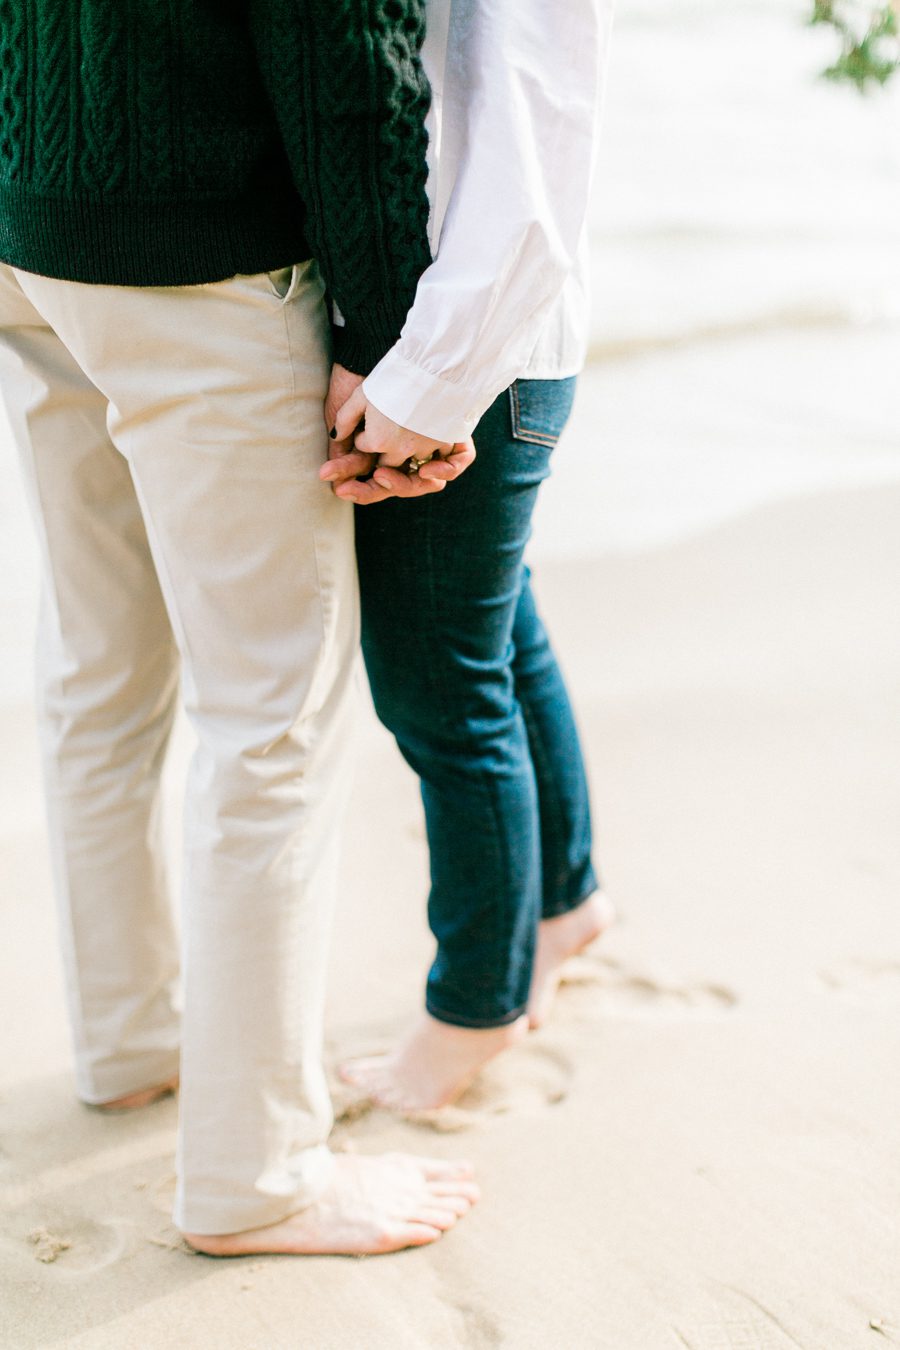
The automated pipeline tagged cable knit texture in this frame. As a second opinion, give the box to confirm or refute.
[0,0,433,373]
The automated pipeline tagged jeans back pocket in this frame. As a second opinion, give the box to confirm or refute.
[508,376,577,448]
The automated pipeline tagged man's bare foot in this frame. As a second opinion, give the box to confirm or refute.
[182,1152,479,1256]
[339,1012,529,1112]
[92,1076,180,1112]
[527,891,617,1028]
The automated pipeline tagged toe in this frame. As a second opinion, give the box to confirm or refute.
[338,1056,385,1085]
[413,1206,459,1232]
[428,1179,481,1204]
[418,1157,475,1181]
[425,1191,473,1217]
[391,1222,444,1250]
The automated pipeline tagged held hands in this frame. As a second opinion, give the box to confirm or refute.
[319,364,476,506]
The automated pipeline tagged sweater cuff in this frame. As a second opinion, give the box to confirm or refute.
[330,301,413,378]
[362,347,492,444]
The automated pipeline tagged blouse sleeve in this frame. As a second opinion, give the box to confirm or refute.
[362,0,612,442]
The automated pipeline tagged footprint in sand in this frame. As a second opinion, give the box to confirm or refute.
[446,1297,505,1349]
[673,1282,828,1349]
[26,1216,131,1274]
[555,951,737,1020]
[671,1313,801,1350]
[149,1172,177,1216]
[818,958,900,1008]
[445,1041,572,1124]
[332,1040,573,1134]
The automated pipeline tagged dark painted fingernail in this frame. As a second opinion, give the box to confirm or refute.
[329,427,337,439]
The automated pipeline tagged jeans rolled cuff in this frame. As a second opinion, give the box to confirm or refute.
[425,999,528,1030]
[541,876,601,922]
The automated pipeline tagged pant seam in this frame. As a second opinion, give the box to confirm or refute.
[518,663,571,893]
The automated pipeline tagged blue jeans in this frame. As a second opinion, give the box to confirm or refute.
[355,377,599,1027]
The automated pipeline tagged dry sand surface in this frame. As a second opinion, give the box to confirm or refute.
[1,470,899,1349]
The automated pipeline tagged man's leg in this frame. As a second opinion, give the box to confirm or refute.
[0,265,181,1106]
[11,262,476,1250]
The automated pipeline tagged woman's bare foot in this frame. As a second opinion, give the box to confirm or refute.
[182,1152,479,1256]
[339,1012,529,1112]
[527,891,617,1028]
[92,1076,180,1112]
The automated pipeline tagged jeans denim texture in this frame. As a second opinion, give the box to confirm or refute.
[355,377,598,1028]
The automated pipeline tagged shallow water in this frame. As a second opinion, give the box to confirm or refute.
[589,0,900,347]
[535,0,900,557]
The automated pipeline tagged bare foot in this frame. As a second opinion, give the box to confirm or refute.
[182,1152,479,1256]
[339,1012,529,1111]
[92,1076,180,1112]
[528,891,617,1028]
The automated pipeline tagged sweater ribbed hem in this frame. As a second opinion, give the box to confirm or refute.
[331,306,412,378]
[0,184,312,288]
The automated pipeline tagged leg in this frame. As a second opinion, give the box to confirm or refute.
[13,262,476,1251]
[0,265,181,1105]
[512,572,598,918]
[511,575,615,1026]
[344,378,579,1109]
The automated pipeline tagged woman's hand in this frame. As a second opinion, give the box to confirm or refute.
[320,364,476,503]
[331,381,453,468]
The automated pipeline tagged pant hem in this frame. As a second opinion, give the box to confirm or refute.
[541,879,600,922]
[77,1050,182,1107]
[174,1145,336,1236]
[425,1000,528,1030]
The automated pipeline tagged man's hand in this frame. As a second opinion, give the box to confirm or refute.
[319,364,476,504]
[333,437,477,505]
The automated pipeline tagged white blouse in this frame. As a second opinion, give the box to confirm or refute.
[361,0,613,445]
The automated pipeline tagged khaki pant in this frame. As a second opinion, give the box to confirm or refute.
[0,260,358,1234]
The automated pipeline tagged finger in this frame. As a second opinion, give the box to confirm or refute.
[320,449,375,483]
[331,385,367,443]
[372,467,447,498]
[335,478,391,506]
[354,429,411,467]
[419,441,476,480]
[357,433,455,469]
[418,457,464,482]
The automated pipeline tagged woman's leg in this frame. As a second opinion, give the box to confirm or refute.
[512,571,598,916]
[510,574,616,1024]
[346,377,587,1107]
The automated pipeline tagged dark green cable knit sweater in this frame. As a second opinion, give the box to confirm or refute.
[0,1,433,374]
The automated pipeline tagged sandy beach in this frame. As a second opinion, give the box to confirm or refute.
[2,470,899,1349]
[2,1,900,1346]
